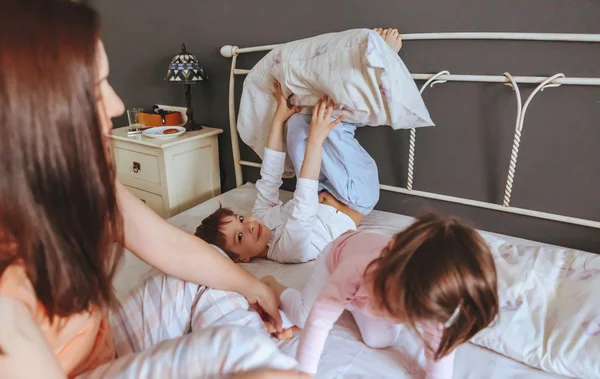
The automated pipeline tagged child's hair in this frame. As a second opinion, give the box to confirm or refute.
[194,206,239,261]
[365,213,498,360]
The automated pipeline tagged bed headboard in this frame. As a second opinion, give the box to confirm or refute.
[220,32,600,231]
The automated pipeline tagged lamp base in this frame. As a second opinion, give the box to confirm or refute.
[183,117,203,132]
[183,83,203,131]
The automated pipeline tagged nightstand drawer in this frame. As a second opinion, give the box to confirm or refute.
[115,148,161,185]
[127,186,164,215]
[110,125,223,219]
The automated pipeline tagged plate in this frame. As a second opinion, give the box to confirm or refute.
[142,126,186,139]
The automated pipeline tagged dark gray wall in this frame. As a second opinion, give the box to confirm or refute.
[93,0,600,252]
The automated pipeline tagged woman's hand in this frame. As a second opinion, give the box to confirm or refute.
[241,280,283,332]
[307,96,344,146]
[231,369,311,379]
[272,81,301,122]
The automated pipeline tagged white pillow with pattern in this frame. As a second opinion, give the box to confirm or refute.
[473,235,600,378]
[237,28,434,177]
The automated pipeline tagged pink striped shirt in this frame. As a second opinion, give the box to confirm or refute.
[296,231,455,378]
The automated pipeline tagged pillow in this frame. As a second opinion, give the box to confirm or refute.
[472,234,600,378]
[237,28,434,177]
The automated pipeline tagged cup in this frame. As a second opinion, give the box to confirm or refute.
[127,108,144,126]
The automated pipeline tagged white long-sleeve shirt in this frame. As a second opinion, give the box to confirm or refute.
[252,148,357,263]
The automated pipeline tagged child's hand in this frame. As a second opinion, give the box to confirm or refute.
[308,96,344,145]
[272,81,301,122]
[263,321,298,340]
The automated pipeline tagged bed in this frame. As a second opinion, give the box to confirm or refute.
[115,31,600,378]
[114,183,569,379]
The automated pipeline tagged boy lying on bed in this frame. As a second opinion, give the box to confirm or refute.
[195,28,404,264]
[195,91,368,264]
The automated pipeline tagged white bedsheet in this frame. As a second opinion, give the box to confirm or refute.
[114,183,567,379]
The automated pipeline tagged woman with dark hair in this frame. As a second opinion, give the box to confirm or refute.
[0,1,305,378]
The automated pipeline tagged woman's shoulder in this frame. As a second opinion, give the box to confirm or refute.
[0,262,37,312]
[0,225,35,311]
[0,295,66,379]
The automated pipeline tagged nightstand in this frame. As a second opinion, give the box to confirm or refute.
[109,126,224,218]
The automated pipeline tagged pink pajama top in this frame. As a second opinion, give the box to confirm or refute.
[297,230,455,378]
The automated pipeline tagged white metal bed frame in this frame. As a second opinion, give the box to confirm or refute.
[220,32,600,229]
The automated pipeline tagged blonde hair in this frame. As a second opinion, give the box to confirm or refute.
[366,213,498,360]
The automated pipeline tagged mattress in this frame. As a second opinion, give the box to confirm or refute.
[113,183,567,379]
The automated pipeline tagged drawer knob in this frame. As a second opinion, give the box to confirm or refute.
[133,162,141,173]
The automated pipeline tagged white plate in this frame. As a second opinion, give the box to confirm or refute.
[142,126,186,139]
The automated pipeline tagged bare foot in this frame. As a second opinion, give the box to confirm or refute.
[318,191,363,227]
[373,27,402,53]
[261,275,277,287]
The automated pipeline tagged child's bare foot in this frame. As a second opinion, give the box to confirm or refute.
[318,191,363,227]
[373,28,402,53]
[261,275,277,287]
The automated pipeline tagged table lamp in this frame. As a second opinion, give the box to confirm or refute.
[166,43,208,131]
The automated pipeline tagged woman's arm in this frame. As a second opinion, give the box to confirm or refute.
[0,296,65,379]
[116,181,283,330]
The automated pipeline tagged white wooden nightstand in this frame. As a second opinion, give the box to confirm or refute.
[109,126,223,218]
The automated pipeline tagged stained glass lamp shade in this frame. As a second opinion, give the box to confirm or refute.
[166,43,208,131]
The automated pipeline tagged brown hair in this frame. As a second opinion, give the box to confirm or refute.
[194,206,239,261]
[0,0,122,320]
[366,213,498,360]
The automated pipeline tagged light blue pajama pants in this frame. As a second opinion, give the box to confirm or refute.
[286,114,380,215]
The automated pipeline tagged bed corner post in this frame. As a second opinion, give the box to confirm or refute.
[222,45,244,188]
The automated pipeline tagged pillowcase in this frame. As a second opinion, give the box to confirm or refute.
[472,234,600,378]
[237,28,434,177]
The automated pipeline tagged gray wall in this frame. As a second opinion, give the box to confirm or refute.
[94,0,600,252]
